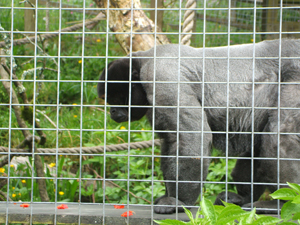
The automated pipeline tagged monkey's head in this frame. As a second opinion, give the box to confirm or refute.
[97,58,149,123]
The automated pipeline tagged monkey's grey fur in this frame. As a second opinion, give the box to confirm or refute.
[98,39,300,214]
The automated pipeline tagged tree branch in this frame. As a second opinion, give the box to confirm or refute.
[93,0,170,53]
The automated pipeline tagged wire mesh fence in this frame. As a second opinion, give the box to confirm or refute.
[1,0,300,224]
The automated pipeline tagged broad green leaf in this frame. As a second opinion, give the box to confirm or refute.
[200,197,216,224]
[281,201,300,221]
[252,216,282,225]
[194,207,203,220]
[220,200,240,208]
[193,218,206,225]
[239,208,256,224]
[154,219,187,225]
[279,222,298,225]
[217,206,249,225]
[292,195,300,204]
[182,206,195,224]
[292,212,300,220]
[214,205,225,216]
[255,214,267,220]
[83,143,96,147]
[69,178,79,200]
[57,156,65,178]
[219,205,244,216]
[288,182,300,194]
[270,188,297,200]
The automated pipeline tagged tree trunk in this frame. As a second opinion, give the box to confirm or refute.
[150,0,164,31]
[93,0,170,53]
[24,1,35,52]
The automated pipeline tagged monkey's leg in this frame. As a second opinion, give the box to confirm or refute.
[153,106,212,214]
[214,151,266,207]
[251,83,300,213]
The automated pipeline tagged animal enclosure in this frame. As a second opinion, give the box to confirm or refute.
[1,0,300,224]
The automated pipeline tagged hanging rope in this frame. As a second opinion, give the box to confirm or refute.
[181,0,196,46]
[0,139,161,155]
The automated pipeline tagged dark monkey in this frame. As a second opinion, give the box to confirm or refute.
[97,39,300,214]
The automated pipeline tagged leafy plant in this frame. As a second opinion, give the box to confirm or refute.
[155,182,300,225]
[204,150,237,203]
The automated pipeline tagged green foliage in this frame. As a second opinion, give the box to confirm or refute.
[80,146,165,204]
[204,150,237,202]
[0,85,9,103]
[1,151,164,204]
[1,156,79,202]
[270,182,300,223]
[155,183,300,225]
[21,106,34,124]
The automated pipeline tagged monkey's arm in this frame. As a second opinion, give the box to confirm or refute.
[144,79,212,213]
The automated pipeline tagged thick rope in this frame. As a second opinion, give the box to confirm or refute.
[0,139,161,155]
[181,0,196,46]
[0,13,105,48]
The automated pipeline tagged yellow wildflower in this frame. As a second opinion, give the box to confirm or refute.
[72,103,77,105]
[96,39,101,43]
[12,187,15,190]
[251,39,254,42]
[74,115,78,118]
[21,180,26,184]
[120,126,126,130]
[59,191,64,196]
[10,164,14,168]
[49,163,55,168]
[18,193,21,196]
[78,60,82,64]
[0,168,5,173]
[12,194,16,198]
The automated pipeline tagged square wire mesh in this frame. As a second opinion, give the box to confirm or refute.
[1,0,300,224]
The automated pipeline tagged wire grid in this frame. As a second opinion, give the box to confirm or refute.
[1,0,300,224]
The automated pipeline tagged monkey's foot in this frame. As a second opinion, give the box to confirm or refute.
[154,196,186,214]
[214,191,245,206]
[243,200,285,214]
